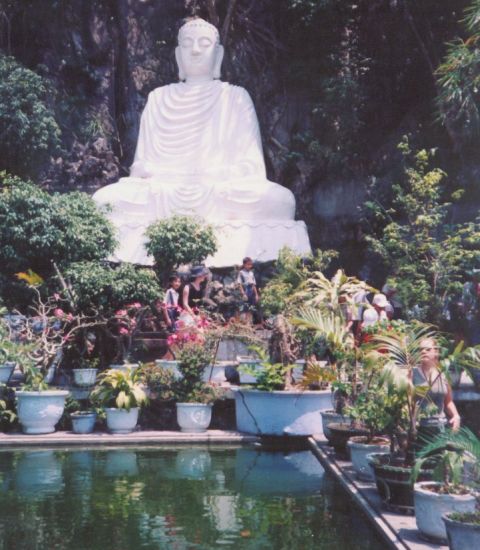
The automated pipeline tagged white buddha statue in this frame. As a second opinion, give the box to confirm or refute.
[93,18,311,266]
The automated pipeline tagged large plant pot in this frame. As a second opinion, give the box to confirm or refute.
[73,368,98,387]
[347,436,390,481]
[16,390,69,434]
[321,409,347,441]
[176,402,213,433]
[71,411,97,434]
[367,453,433,513]
[232,388,331,436]
[443,512,480,550]
[414,482,477,543]
[328,422,369,457]
[0,362,15,384]
[105,407,139,434]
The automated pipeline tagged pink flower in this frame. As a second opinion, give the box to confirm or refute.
[115,309,127,317]
[53,293,61,300]
[53,308,64,318]
[119,327,129,335]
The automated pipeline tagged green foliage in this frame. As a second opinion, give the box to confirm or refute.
[248,362,292,392]
[0,174,116,293]
[140,363,177,401]
[412,427,480,491]
[175,343,219,404]
[362,138,480,324]
[0,385,16,429]
[347,385,401,442]
[91,368,148,411]
[436,1,480,148]
[283,1,369,173]
[261,247,337,316]
[21,364,49,392]
[64,262,161,313]
[145,216,217,278]
[0,55,61,178]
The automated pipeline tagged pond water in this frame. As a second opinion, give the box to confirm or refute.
[0,447,384,550]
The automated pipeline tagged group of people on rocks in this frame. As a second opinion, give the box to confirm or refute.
[162,257,259,332]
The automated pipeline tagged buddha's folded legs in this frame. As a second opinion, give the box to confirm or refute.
[93,176,296,222]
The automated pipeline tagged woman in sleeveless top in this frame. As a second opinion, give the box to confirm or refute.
[412,337,461,430]
[181,266,209,320]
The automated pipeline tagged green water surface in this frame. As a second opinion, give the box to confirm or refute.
[0,447,384,550]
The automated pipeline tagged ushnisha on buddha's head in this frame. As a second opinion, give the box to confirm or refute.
[175,18,224,82]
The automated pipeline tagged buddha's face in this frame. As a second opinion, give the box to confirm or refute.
[176,24,222,80]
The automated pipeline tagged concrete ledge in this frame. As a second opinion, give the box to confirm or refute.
[309,436,448,550]
[0,429,260,449]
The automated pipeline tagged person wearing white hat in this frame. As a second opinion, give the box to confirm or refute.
[361,293,391,328]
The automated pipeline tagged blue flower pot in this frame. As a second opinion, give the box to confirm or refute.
[71,412,97,434]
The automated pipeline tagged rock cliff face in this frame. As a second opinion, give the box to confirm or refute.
[0,0,471,269]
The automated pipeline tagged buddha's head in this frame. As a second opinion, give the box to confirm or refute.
[176,18,224,82]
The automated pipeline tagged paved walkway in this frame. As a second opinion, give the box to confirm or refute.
[0,429,259,448]
[309,436,448,550]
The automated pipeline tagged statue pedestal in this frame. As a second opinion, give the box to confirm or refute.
[109,219,311,267]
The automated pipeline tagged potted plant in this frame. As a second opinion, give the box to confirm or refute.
[174,342,222,433]
[412,427,479,544]
[15,364,69,434]
[91,368,148,434]
[0,316,33,384]
[346,386,391,480]
[138,362,178,430]
[365,323,438,511]
[73,357,99,387]
[67,397,98,434]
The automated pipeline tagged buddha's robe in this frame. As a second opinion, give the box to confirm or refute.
[93,80,311,265]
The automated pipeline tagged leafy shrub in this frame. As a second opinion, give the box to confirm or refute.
[261,247,337,316]
[362,138,480,324]
[145,215,217,279]
[91,368,148,411]
[64,262,161,313]
[0,55,61,177]
[175,342,219,404]
[0,174,116,277]
[140,363,177,401]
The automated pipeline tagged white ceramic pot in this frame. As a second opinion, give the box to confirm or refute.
[0,362,15,384]
[73,368,98,387]
[16,390,69,434]
[176,402,213,433]
[414,481,477,542]
[347,436,390,481]
[105,407,139,434]
[232,388,331,436]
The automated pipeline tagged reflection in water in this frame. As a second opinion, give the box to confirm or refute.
[15,451,64,498]
[0,447,385,550]
[175,449,212,480]
[234,449,325,496]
